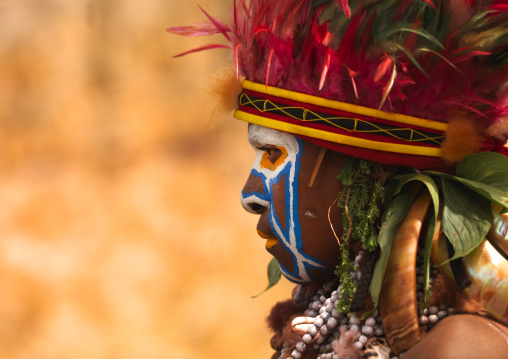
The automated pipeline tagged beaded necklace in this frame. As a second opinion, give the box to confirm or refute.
[280,249,455,359]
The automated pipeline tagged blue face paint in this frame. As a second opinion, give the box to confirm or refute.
[241,125,325,283]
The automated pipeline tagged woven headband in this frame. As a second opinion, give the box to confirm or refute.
[234,80,455,170]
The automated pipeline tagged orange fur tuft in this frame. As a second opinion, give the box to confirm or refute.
[440,115,483,164]
[486,118,508,143]
[429,272,487,317]
[266,299,306,333]
[204,67,242,127]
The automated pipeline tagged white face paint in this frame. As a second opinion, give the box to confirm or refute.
[241,125,325,283]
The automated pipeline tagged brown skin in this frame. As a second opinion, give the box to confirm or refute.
[242,137,345,283]
[242,129,508,356]
[405,315,508,359]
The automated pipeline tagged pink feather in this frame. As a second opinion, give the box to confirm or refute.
[335,0,352,18]
[168,0,508,134]
[172,44,229,58]
[167,23,224,37]
[198,5,232,41]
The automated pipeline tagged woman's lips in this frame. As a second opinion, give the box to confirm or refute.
[257,229,278,249]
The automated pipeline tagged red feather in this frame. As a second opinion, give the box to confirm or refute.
[452,50,491,64]
[234,44,240,79]
[345,65,359,99]
[266,49,275,88]
[421,0,436,9]
[374,56,393,82]
[169,0,508,141]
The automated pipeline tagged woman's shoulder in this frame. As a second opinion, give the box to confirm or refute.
[404,314,508,359]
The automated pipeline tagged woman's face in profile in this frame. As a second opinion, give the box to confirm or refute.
[241,125,346,283]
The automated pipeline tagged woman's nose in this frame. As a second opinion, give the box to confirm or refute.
[241,173,269,214]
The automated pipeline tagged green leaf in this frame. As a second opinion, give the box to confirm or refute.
[414,48,460,72]
[371,173,441,308]
[425,170,508,212]
[422,213,435,307]
[390,173,440,217]
[251,257,281,298]
[456,152,508,193]
[370,187,412,308]
[386,28,445,49]
[392,43,430,78]
[441,179,492,260]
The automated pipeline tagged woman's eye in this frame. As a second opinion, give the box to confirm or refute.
[256,144,288,170]
[257,145,283,165]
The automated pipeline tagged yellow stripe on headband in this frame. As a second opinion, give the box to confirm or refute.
[241,80,448,132]
[233,109,442,157]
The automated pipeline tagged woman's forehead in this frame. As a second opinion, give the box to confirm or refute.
[248,124,298,150]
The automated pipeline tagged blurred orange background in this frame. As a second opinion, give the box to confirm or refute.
[0,1,293,358]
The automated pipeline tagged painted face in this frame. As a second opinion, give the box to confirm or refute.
[241,125,345,283]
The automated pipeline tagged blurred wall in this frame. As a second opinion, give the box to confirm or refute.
[0,1,293,358]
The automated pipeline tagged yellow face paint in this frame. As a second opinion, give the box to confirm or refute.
[260,145,288,170]
[257,229,278,249]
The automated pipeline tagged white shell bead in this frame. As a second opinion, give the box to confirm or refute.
[437,310,448,319]
[331,292,339,302]
[350,324,360,332]
[429,306,439,314]
[311,301,321,311]
[314,317,324,328]
[419,316,429,325]
[350,314,361,325]
[331,309,341,318]
[365,317,376,326]
[308,325,318,336]
[429,314,439,324]
[320,325,329,335]
[292,349,302,359]
[354,341,364,350]
[302,334,312,344]
[296,341,306,352]
[321,312,331,322]
[327,317,338,329]
[308,310,318,317]
[362,326,373,336]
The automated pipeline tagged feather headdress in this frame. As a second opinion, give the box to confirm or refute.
[168,0,508,170]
